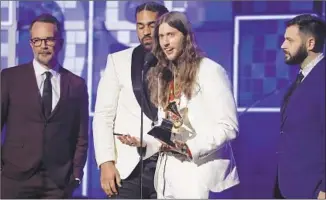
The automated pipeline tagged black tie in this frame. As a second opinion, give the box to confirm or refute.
[281,72,304,116]
[42,71,52,118]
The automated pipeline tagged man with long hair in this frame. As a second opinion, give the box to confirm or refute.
[93,2,168,198]
[145,11,240,198]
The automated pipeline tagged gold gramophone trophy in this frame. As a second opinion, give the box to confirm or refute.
[165,101,183,129]
[147,101,184,147]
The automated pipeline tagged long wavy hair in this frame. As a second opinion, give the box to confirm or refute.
[147,11,203,108]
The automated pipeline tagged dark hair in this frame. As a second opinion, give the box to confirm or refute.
[135,1,168,18]
[287,14,326,52]
[29,13,63,38]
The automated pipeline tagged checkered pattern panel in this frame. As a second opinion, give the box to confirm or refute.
[235,1,313,14]
[1,1,10,69]
[56,1,88,79]
[237,18,299,108]
[1,1,9,23]
[1,29,8,69]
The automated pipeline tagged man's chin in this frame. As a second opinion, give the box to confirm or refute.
[142,43,152,51]
[285,59,299,65]
[37,58,52,66]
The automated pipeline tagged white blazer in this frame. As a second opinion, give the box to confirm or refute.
[93,47,161,179]
[155,57,240,192]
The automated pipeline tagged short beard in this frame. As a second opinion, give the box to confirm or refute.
[140,36,152,51]
[285,44,308,65]
[36,56,50,66]
[142,42,152,51]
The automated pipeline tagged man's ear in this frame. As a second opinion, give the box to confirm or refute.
[306,36,316,51]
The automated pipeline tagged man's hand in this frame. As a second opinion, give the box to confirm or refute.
[100,161,121,197]
[173,140,185,149]
[117,134,146,147]
[160,143,172,151]
[173,140,192,159]
[63,177,81,198]
[158,139,192,159]
[317,191,325,199]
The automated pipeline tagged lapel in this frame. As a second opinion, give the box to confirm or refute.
[280,81,296,123]
[26,62,45,120]
[131,45,158,121]
[281,58,325,128]
[48,66,70,120]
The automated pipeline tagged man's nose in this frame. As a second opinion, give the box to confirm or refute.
[144,25,151,36]
[40,40,49,48]
[280,40,286,49]
[162,37,169,47]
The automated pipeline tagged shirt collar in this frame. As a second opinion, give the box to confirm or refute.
[33,59,60,78]
[300,53,324,77]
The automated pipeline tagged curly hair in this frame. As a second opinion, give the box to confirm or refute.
[146,11,203,108]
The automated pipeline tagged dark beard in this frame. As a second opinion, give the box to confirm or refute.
[285,45,308,65]
[140,36,152,51]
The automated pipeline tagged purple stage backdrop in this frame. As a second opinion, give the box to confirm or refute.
[1,0,325,198]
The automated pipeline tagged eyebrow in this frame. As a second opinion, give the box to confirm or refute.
[159,31,175,36]
[137,21,156,26]
[31,36,56,39]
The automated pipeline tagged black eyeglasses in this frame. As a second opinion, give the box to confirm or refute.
[30,37,58,47]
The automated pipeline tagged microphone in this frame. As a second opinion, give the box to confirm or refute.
[161,67,173,82]
[143,52,158,73]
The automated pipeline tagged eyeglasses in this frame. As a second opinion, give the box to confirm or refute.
[30,37,57,47]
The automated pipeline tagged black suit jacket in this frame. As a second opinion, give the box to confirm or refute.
[1,62,89,188]
[278,58,325,198]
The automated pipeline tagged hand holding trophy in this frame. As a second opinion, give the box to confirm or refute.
[147,101,192,158]
[147,101,182,146]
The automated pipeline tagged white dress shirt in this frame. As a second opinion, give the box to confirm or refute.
[33,59,61,111]
[300,53,324,82]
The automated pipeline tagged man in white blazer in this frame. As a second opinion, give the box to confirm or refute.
[92,2,168,199]
[144,11,240,199]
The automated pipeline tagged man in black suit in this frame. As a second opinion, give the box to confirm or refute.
[274,14,325,199]
[1,14,89,199]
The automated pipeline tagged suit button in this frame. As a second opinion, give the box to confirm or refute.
[280,131,284,134]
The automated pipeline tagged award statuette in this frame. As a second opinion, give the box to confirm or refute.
[165,101,183,128]
[147,118,175,147]
[147,118,192,158]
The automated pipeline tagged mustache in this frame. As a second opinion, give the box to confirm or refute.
[39,51,52,54]
[141,36,152,42]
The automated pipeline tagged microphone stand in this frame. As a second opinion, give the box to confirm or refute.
[139,68,145,199]
[238,84,289,118]
[138,52,157,199]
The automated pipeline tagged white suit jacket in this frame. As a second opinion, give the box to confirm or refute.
[155,57,240,192]
[93,47,161,179]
